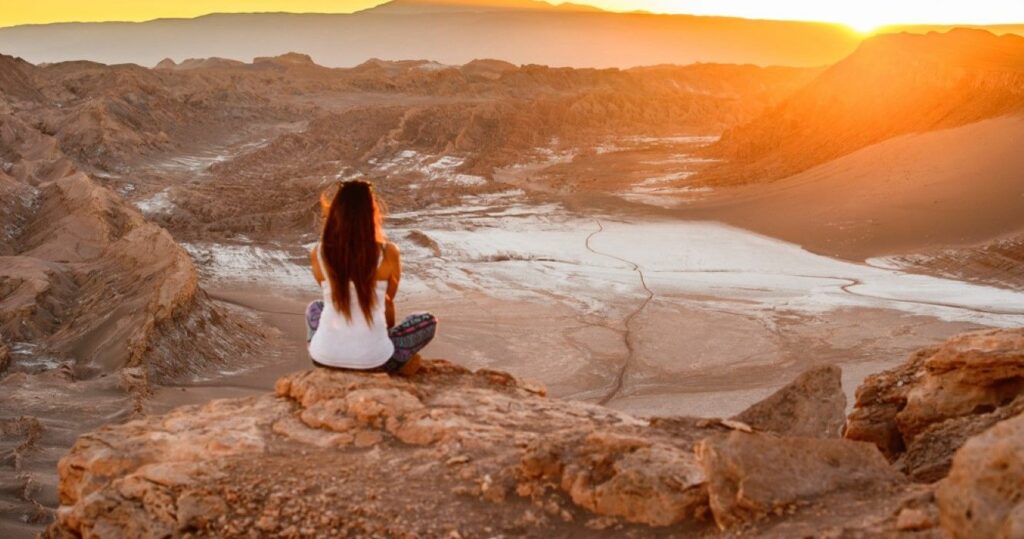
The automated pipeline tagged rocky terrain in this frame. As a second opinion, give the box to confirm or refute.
[4,26,1024,538]
[101,56,812,244]
[0,53,270,537]
[0,48,820,536]
[41,327,1024,537]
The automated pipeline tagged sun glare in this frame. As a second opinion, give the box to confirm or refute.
[586,1,1024,33]
[842,15,883,34]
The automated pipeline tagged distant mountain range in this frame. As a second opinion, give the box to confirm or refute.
[0,0,866,68]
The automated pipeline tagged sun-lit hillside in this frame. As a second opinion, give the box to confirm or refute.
[702,29,1024,185]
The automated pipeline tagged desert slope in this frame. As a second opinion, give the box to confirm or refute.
[701,29,1024,185]
[0,55,264,537]
[681,115,1024,260]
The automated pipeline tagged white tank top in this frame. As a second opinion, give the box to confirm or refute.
[308,244,395,369]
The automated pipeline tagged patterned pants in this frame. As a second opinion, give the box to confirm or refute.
[306,301,437,373]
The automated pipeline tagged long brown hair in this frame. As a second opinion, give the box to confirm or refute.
[320,180,385,324]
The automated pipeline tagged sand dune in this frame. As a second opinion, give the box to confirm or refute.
[683,115,1024,260]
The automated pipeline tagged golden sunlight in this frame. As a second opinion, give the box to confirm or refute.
[587,0,1024,33]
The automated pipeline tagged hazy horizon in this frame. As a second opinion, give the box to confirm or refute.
[4,0,1024,32]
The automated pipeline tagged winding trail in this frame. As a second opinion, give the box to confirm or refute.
[584,220,656,405]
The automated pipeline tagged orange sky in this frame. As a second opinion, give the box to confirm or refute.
[3,0,1023,31]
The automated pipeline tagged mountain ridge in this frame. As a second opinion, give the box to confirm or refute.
[0,10,863,68]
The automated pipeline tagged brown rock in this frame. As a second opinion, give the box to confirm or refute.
[271,416,354,448]
[898,328,1024,441]
[902,395,1024,482]
[696,431,902,529]
[176,490,227,531]
[846,345,933,458]
[519,430,707,527]
[733,364,846,438]
[847,328,1024,483]
[936,413,1024,539]
[0,342,9,373]
[896,507,936,531]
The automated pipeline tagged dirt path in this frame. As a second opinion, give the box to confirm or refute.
[584,220,656,405]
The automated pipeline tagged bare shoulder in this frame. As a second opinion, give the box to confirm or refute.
[384,241,400,260]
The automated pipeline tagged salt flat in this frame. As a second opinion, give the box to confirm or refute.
[187,192,1023,416]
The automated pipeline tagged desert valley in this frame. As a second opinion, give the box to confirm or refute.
[1,1,1024,537]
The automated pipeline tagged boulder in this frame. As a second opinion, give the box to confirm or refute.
[898,329,1024,440]
[936,413,1024,539]
[901,395,1024,483]
[846,345,934,458]
[519,430,707,526]
[847,328,1024,481]
[733,364,846,438]
[696,431,902,529]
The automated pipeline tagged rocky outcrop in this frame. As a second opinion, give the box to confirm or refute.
[847,327,1024,483]
[845,345,935,458]
[846,328,1024,482]
[900,329,1024,437]
[45,362,928,537]
[45,325,1024,537]
[936,412,1024,538]
[903,395,1024,483]
[732,364,846,438]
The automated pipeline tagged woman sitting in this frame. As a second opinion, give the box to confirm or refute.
[306,180,436,376]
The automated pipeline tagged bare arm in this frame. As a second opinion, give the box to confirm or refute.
[385,243,401,328]
[310,247,325,285]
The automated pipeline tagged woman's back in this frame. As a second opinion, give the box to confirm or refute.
[308,245,395,368]
[307,179,436,376]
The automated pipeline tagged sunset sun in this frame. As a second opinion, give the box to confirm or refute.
[838,13,886,33]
